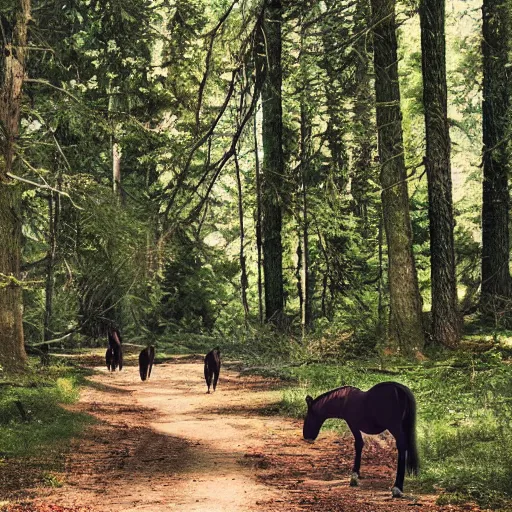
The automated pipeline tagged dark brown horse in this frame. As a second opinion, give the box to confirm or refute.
[105,327,123,372]
[303,382,418,497]
[204,348,221,393]
[139,346,155,381]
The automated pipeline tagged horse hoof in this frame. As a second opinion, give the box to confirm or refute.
[349,473,359,487]
[391,487,404,498]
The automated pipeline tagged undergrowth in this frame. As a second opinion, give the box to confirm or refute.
[0,361,93,462]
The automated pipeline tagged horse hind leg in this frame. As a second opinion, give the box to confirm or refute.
[139,357,147,381]
[204,364,212,393]
[391,430,407,498]
[212,369,219,392]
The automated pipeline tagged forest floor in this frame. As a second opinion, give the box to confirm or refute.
[1,356,485,512]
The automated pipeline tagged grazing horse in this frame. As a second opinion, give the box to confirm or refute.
[105,327,123,372]
[204,348,221,393]
[139,346,155,381]
[303,381,418,498]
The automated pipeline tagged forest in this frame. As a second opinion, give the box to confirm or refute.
[1,0,512,510]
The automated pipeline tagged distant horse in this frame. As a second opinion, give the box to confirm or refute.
[105,327,123,372]
[108,327,123,347]
[303,382,418,498]
[204,348,221,393]
[139,346,155,381]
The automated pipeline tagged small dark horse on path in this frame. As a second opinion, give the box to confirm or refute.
[204,348,221,393]
[303,381,418,498]
[139,346,155,381]
[105,327,123,372]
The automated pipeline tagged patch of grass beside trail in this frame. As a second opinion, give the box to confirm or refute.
[270,350,512,510]
[0,361,93,477]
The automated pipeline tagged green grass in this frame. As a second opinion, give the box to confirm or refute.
[269,350,512,509]
[0,361,93,460]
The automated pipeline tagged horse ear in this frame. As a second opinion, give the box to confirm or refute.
[305,395,313,408]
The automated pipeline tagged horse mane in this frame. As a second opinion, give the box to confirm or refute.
[313,385,359,409]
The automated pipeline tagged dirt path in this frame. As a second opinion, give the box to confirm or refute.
[29,360,288,512]
[29,360,480,512]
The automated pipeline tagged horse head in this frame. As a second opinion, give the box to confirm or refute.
[303,395,324,442]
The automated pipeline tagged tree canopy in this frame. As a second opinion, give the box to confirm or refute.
[0,0,507,369]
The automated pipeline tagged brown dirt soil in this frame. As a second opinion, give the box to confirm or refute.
[1,360,488,512]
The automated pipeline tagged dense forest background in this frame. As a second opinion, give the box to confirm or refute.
[4,0,512,508]
[0,0,510,363]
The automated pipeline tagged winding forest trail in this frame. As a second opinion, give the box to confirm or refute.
[34,358,479,512]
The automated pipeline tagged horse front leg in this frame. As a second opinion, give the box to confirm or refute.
[392,431,407,498]
[348,427,364,487]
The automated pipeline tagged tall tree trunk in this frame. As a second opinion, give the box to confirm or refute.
[113,139,121,197]
[296,237,303,325]
[321,0,350,191]
[377,211,386,339]
[234,151,249,321]
[0,0,30,370]
[261,0,284,324]
[109,88,122,201]
[317,228,333,321]
[299,8,312,333]
[370,0,425,355]
[299,110,312,332]
[253,111,264,324]
[351,0,375,233]
[480,0,511,313]
[44,185,60,342]
[420,0,460,347]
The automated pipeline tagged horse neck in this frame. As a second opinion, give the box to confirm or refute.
[314,389,350,420]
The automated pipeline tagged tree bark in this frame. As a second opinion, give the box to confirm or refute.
[351,0,375,233]
[253,110,264,324]
[0,0,30,370]
[261,0,285,324]
[299,7,312,333]
[370,0,425,355]
[109,87,122,201]
[420,0,461,346]
[299,104,312,332]
[321,0,349,191]
[113,140,122,197]
[377,211,386,339]
[44,187,60,342]
[480,0,511,312]
[234,150,249,321]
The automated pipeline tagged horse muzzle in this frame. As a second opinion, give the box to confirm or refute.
[303,438,315,444]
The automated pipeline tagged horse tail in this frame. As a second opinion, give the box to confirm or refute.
[402,386,419,475]
[204,357,209,380]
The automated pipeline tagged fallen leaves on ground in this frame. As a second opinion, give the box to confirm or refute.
[1,504,91,512]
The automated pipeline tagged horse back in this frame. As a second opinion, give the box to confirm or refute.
[363,382,414,430]
[205,349,221,372]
